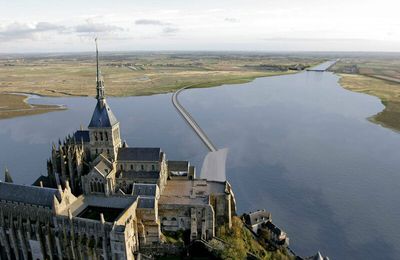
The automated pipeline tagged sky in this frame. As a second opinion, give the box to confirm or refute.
[0,0,399,53]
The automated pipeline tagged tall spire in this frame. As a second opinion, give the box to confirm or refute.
[95,38,105,104]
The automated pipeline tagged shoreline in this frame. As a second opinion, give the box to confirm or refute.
[0,70,296,120]
[338,73,400,132]
[0,93,66,120]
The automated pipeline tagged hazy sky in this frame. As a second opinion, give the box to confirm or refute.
[1,0,399,53]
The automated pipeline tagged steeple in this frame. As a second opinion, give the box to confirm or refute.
[95,38,105,105]
[88,38,121,161]
[89,38,118,128]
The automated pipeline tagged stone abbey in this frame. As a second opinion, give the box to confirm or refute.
[0,41,236,259]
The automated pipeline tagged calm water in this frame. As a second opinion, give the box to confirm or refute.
[1,70,400,259]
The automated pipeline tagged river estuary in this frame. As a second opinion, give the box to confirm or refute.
[1,68,400,259]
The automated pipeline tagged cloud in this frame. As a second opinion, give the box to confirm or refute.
[0,22,66,41]
[224,17,240,23]
[0,20,126,42]
[162,27,179,35]
[135,19,170,26]
[74,22,123,33]
[134,19,178,36]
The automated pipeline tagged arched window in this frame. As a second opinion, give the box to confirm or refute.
[100,132,103,141]
[97,182,102,193]
[95,148,98,154]
[90,182,94,192]
[141,165,144,170]
[120,164,123,170]
[171,217,177,221]
[130,164,133,170]
[152,165,155,171]
[94,132,98,141]
[105,132,108,141]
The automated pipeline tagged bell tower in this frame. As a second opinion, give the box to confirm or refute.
[88,38,121,161]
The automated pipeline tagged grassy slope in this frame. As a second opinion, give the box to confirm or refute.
[215,217,293,260]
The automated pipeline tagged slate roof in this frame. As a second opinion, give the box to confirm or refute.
[243,210,271,226]
[74,130,90,143]
[88,101,118,128]
[117,147,161,161]
[132,183,157,196]
[0,182,60,208]
[137,197,155,209]
[168,160,189,176]
[168,161,189,171]
[264,221,284,236]
[94,160,112,177]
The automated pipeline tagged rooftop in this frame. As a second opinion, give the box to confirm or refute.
[132,183,158,197]
[88,101,118,128]
[93,156,114,177]
[74,130,90,143]
[0,182,60,208]
[138,197,155,209]
[117,147,162,161]
[168,160,189,170]
[243,210,271,226]
[159,179,226,206]
[59,195,137,222]
[168,160,189,176]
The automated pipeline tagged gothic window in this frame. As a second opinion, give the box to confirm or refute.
[95,149,98,154]
[141,165,144,170]
[171,217,177,221]
[120,164,123,170]
[91,182,97,192]
[94,132,98,141]
[130,164,133,170]
[107,149,110,154]
[105,132,108,141]
[152,165,155,171]
[100,132,103,141]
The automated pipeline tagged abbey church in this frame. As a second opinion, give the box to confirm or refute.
[0,41,236,259]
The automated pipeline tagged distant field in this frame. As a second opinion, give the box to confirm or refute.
[331,56,400,132]
[0,52,322,97]
[0,52,322,119]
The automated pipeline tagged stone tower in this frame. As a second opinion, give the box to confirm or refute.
[88,38,121,161]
